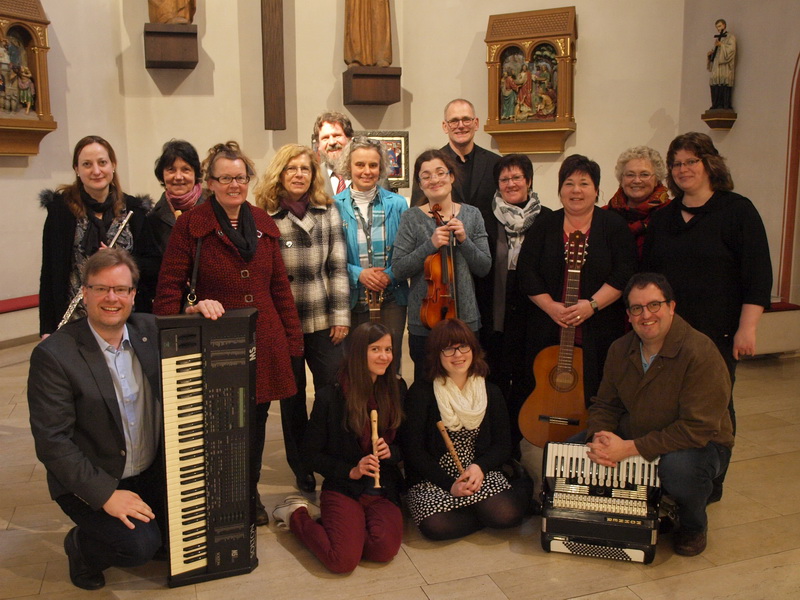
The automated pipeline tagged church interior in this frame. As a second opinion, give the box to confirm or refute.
[2,0,800,598]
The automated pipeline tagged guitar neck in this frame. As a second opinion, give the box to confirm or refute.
[558,266,581,363]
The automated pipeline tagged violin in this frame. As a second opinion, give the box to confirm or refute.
[420,204,458,329]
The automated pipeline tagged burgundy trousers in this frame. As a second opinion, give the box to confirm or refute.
[290,489,403,574]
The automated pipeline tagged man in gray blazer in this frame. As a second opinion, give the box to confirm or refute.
[28,248,163,590]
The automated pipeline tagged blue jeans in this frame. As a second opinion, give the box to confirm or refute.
[659,442,731,533]
[56,465,163,572]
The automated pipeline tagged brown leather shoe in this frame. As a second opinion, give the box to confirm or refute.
[673,529,707,556]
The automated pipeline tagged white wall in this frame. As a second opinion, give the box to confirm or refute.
[1,0,796,341]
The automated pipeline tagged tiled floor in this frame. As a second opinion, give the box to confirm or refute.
[2,340,800,599]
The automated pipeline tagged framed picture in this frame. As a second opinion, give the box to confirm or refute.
[356,130,410,189]
[484,7,577,154]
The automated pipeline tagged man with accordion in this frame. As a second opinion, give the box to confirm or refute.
[583,272,734,557]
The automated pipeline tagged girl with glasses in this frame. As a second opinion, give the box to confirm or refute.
[393,149,491,383]
[401,319,530,540]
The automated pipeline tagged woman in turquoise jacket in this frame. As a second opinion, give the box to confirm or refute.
[334,136,409,368]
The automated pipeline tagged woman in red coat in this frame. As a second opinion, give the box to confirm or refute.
[154,141,303,526]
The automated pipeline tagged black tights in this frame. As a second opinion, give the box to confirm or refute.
[418,481,530,541]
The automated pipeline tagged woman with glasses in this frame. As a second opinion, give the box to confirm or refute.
[38,135,150,337]
[643,133,772,473]
[517,154,636,410]
[254,144,350,496]
[401,318,529,540]
[154,141,304,527]
[603,146,671,260]
[475,154,550,453]
[333,137,409,368]
[138,139,206,313]
[393,149,491,383]
[271,322,405,573]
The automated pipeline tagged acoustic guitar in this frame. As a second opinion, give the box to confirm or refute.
[518,230,589,447]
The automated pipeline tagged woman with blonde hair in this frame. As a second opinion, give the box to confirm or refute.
[254,144,350,494]
[604,145,671,259]
[154,141,303,527]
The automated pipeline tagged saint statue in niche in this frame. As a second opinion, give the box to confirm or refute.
[148,0,197,24]
[344,0,392,67]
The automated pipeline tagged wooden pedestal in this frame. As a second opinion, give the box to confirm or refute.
[343,66,402,106]
[144,24,198,69]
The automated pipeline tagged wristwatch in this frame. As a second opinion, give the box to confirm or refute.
[589,297,599,314]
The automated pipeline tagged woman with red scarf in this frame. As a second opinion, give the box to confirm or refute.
[603,146,671,260]
[271,322,405,574]
[138,140,206,312]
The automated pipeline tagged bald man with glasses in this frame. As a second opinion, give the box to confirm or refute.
[411,98,500,219]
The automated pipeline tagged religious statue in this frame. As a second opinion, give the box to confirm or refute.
[707,18,736,110]
[344,0,392,68]
[14,66,35,114]
[148,0,197,24]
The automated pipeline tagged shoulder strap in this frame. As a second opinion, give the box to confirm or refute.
[186,237,203,306]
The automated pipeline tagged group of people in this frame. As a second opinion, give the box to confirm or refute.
[28,97,772,589]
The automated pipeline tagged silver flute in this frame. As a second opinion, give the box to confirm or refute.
[57,210,134,330]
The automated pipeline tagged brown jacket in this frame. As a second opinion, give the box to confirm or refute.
[587,314,734,461]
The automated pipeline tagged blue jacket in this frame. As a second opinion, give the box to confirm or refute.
[334,187,410,308]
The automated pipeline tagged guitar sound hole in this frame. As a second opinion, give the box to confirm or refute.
[549,367,578,392]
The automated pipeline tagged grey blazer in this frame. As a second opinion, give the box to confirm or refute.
[27,314,162,510]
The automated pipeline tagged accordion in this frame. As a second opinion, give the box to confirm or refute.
[541,442,662,564]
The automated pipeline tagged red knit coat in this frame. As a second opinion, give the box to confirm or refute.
[153,200,303,403]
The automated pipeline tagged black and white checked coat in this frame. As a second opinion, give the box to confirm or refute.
[269,203,350,333]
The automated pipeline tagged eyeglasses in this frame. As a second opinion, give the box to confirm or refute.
[85,285,135,298]
[670,158,701,170]
[283,165,312,176]
[446,117,475,127]
[628,300,668,316]
[499,174,526,186]
[419,169,450,183]
[622,171,654,180]
[210,175,251,185]
[441,344,472,357]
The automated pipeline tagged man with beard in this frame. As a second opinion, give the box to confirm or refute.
[312,111,355,198]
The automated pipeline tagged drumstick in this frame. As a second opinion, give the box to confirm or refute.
[370,409,381,488]
[436,421,465,475]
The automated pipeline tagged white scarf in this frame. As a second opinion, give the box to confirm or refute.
[433,375,488,431]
